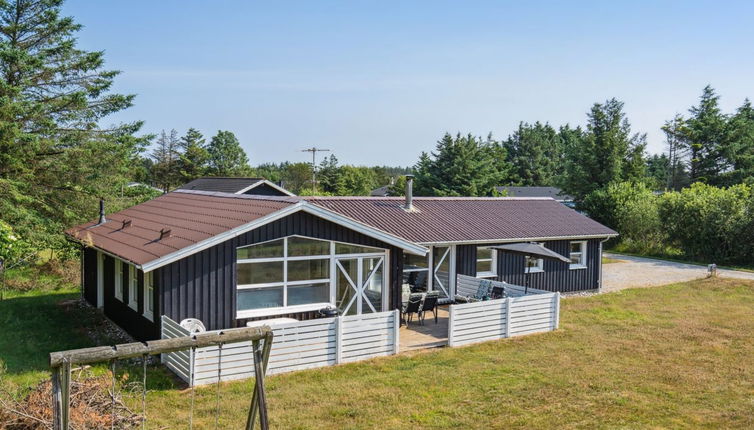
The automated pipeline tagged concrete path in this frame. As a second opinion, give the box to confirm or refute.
[601,253,754,293]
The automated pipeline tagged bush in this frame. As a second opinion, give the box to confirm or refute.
[659,183,753,264]
[0,220,33,266]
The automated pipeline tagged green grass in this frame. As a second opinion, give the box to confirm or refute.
[2,277,754,428]
[601,256,623,264]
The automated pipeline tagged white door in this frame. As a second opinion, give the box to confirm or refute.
[335,255,386,315]
[431,246,453,300]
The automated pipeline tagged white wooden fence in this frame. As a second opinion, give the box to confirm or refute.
[448,275,560,347]
[161,310,400,386]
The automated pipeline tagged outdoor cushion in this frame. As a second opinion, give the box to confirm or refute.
[475,279,493,300]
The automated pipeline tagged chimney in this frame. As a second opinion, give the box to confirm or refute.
[404,175,414,210]
[97,198,107,225]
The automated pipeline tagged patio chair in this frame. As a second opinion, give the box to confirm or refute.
[420,291,439,324]
[402,293,423,326]
[490,286,506,300]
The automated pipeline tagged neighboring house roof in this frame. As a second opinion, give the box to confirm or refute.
[178,177,295,196]
[370,185,391,197]
[496,186,573,201]
[307,197,615,244]
[66,191,616,271]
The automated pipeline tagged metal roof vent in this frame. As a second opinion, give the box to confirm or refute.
[403,175,415,211]
[97,198,107,225]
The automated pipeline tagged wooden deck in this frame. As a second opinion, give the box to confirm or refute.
[400,306,449,351]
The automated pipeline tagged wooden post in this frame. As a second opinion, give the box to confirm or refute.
[335,316,343,364]
[246,333,273,430]
[505,297,512,338]
[447,305,455,347]
[392,309,400,355]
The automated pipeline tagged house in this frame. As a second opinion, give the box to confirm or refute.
[370,185,391,197]
[178,177,295,196]
[496,186,574,205]
[66,177,616,341]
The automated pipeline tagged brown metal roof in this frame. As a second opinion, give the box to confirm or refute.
[66,191,298,266]
[307,196,617,243]
[66,191,616,268]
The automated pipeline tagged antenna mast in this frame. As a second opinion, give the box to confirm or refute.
[301,147,330,193]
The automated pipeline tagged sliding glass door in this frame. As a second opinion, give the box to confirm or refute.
[335,255,386,315]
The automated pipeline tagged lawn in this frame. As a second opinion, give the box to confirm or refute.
[2,278,754,428]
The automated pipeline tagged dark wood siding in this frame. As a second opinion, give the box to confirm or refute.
[95,255,158,341]
[454,239,604,293]
[242,183,289,196]
[455,245,476,276]
[157,211,403,331]
[82,247,97,306]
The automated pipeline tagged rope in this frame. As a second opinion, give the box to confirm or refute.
[189,346,196,430]
[110,360,116,430]
[142,355,147,430]
[215,343,223,429]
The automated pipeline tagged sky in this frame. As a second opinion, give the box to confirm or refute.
[65,0,754,167]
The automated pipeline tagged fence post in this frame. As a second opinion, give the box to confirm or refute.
[392,309,400,355]
[505,297,512,338]
[554,292,561,330]
[335,316,343,364]
[447,305,455,347]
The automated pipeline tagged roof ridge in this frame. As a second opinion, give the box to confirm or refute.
[304,196,556,201]
[174,189,301,202]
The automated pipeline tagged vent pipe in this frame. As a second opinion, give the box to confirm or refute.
[97,198,106,225]
[404,175,414,210]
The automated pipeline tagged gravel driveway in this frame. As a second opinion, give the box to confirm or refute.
[601,253,754,293]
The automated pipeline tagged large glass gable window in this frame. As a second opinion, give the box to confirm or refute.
[237,236,386,316]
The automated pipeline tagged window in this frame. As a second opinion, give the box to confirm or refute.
[569,241,587,269]
[143,272,154,321]
[476,247,497,277]
[114,259,123,301]
[128,265,138,311]
[524,243,545,273]
[402,252,429,292]
[236,236,384,317]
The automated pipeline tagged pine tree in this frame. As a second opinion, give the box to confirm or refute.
[503,122,563,186]
[684,86,728,184]
[177,128,209,183]
[661,115,689,190]
[150,129,181,192]
[207,130,250,176]
[414,133,511,196]
[0,0,145,252]
[561,99,647,200]
[317,154,341,194]
[723,99,754,184]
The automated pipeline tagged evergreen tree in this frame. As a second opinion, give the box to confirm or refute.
[722,99,754,185]
[561,99,647,200]
[317,154,341,194]
[645,154,670,189]
[150,129,181,192]
[683,86,728,184]
[414,133,511,196]
[177,128,209,183]
[503,122,563,186]
[207,130,250,176]
[661,115,690,190]
[0,0,145,253]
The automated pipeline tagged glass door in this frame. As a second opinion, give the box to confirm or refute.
[335,255,386,315]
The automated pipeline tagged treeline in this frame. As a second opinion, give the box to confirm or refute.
[141,130,411,196]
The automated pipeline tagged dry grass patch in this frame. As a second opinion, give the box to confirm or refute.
[133,278,754,429]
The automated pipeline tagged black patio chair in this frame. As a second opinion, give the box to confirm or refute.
[402,294,423,326]
[420,292,439,325]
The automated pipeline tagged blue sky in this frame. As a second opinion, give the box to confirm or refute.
[66,1,754,166]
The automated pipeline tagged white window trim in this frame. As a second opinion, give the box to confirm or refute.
[236,236,388,315]
[476,247,498,278]
[96,252,104,308]
[143,272,154,321]
[569,240,588,270]
[114,259,123,301]
[128,265,138,311]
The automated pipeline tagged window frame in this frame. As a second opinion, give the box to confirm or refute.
[569,240,588,270]
[475,247,498,278]
[128,265,138,311]
[236,236,387,318]
[114,259,123,301]
[143,272,154,321]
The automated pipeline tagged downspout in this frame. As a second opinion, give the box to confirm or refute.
[598,237,610,291]
[80,245,85,300]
